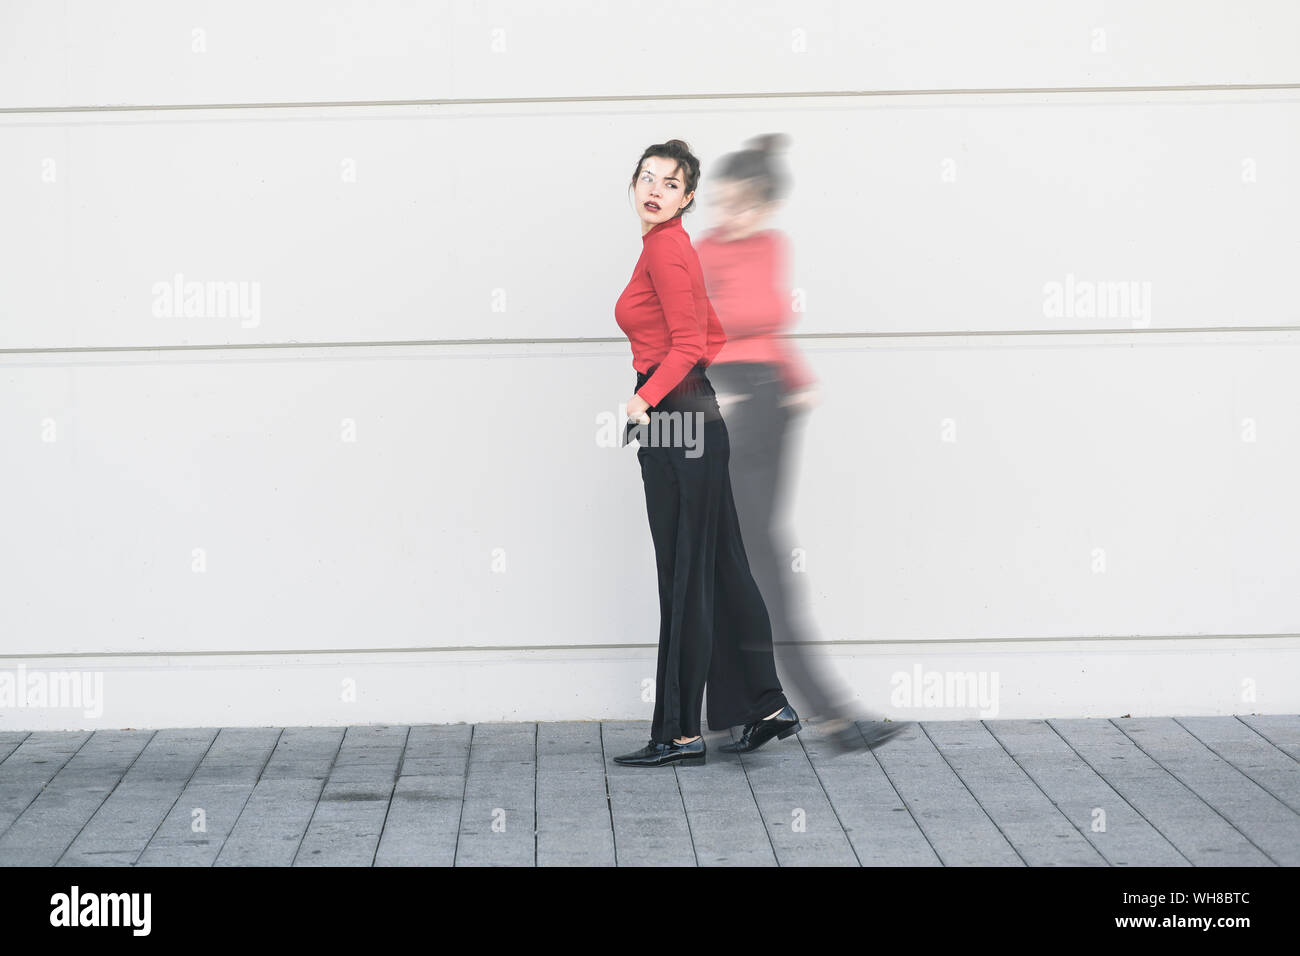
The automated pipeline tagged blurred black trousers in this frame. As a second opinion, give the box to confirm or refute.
[706,360,852,723]
[626,360,788,742]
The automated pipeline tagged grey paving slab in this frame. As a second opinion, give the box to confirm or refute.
[0,732,91,840]
[1050,718,1274,866]
[137,784,270,866]
[868,721,1024,865]
[373,724,470,866]
[0,717,1293,866]
[452,723,535,866]
[58,729,218,866]
[1111,717,1300,865]
[137,728,282,866]
[673,730,778,867]
[536,722,615,867]
[1240,715,1300,762]
[602,722,697,866]
[985,719,1188,866]
[0,733,30,763]
[294,725,407,866]
[922,720,1106,866]
[214,727,343,866]
[0,730,153,866]
[1176,717,1300,813]
[727,724,859,866]
[797,720,942,866]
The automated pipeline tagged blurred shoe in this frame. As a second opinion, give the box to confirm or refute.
[860,720,909,750]
[820,716,910,755]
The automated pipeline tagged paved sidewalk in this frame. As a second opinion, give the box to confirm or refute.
[0,716,1296,866]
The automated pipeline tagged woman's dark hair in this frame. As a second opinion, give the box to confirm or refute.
[629,139,701,217]
[714,132,791,203]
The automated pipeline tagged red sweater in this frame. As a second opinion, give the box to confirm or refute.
[695,226,816,392]
[614,214,726,408]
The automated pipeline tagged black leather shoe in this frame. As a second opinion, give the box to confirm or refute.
[718,704,801,753]
[612,736,706,767]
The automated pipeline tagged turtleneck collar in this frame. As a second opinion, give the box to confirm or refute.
[642,214,684,242]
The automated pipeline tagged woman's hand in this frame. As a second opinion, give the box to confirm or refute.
[626,393,651,423]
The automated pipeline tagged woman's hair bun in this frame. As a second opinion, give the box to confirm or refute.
[748,132,790,153]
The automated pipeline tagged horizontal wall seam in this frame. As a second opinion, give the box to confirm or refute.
[4,325,1300,357]
[3,83,1300,114]
[0,633,1296,660]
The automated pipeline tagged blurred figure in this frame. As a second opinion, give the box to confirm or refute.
[697,133,907,754]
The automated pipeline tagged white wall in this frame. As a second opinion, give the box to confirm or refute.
[2,1,1298,730]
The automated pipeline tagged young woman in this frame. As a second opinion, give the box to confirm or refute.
[612,139,800,768]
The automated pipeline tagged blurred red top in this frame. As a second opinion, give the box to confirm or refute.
[614,214,727,408]
[696,227,816,392]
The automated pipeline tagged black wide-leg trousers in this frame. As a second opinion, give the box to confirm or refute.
[625,361,788,743]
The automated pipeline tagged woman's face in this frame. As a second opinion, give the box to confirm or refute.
[635,156,694,228]
[711,178,771,241]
